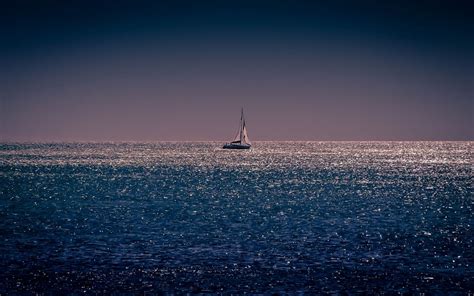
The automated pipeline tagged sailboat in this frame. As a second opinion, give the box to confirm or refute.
[223,108,251,149]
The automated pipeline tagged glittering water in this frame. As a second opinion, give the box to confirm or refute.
[0,142,472,294]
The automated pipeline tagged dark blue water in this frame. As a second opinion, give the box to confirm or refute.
[1,142,472,294]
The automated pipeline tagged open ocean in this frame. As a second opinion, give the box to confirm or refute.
[0,142,472,294]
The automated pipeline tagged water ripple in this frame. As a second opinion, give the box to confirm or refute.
[0,142,472,293]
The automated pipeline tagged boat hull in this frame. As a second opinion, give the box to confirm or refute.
[223,143,251,149]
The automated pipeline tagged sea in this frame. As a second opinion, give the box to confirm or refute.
[0,142,472,294]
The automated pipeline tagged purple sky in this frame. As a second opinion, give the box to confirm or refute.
[1,1,473,141]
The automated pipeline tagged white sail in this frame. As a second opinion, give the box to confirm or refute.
[242,125,250,144]
[232,116,242,143]
[232,127,241,143]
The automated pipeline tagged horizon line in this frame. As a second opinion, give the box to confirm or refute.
[1,140,472,144]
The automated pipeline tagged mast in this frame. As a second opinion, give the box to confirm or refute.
[240,108,244,144]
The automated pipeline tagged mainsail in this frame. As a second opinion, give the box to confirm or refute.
[242,123,250,145]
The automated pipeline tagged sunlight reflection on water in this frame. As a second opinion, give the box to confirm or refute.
[0,142,472,293]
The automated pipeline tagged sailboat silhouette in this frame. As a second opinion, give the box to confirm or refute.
[223,108,251,149]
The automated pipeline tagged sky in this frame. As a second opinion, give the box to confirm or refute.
[1,0,473,141]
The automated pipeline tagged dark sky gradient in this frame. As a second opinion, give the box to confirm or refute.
[1,0,473,141]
